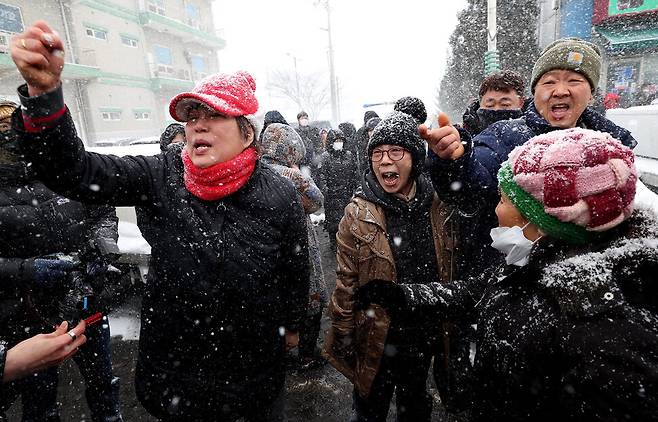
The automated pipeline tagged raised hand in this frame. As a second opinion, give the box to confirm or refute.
[419,112,465,160]
[10,20,65,96]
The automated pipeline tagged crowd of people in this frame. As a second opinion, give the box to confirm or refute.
[0,20,657,422]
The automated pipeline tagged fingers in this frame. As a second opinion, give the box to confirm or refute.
[32,20,55,36]
[438,112,451,128]
[11,37,50,69]
[28,22,64,51]
[70,320,87,338]
[418,124,430,140]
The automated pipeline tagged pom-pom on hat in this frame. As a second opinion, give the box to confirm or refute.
[169,71,258,122]
[394,96,427,124]
[498,128,637,244]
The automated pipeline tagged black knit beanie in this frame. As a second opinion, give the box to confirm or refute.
[393,96,427,124]
[367,111,426,178]
[363,110,379,125]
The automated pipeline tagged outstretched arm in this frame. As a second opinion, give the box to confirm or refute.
[10,21,162,207]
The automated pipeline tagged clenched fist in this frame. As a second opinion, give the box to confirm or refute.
[10,20,65,96]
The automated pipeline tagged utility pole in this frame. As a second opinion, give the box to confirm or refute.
[324,0,339,124]
[484,0,500,74]
[286,52,301,97]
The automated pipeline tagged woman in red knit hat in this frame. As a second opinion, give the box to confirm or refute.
[10,21,309,421]
[357,127,658,421]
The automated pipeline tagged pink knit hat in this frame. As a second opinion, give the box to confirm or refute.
[499,128,637,242]
[169,70,259,122]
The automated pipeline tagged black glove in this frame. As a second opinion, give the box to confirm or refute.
[355,280,406,315]
[57,271,95,325]
[28,258,77,287]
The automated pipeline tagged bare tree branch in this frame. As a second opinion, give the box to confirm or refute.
[267,69,330,119]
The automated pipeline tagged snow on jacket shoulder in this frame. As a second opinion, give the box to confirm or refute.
[404,210,658,421]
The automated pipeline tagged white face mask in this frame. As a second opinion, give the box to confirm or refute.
[332,141,344,151]
[490,223,541,267]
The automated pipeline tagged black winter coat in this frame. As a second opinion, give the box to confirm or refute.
[319,149,358,233]
[0,164,117,344]
[15,110,310,419]
[402,211,658,421]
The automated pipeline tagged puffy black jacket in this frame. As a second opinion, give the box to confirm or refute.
[15,108,310,418]
[0,164,118,345]
[402,211,658,421]
[319,148,358,233]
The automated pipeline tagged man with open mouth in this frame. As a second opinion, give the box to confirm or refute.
[324,110,468,421]
[423,37,638,275]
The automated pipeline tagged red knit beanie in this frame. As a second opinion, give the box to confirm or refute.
[499,128,637,243]
[169,70,258,121]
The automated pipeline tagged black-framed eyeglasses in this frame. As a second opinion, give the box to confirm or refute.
[371,147,406,162]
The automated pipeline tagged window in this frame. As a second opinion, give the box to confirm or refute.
[154,45,174,75]
[101,111,121,121]
[191,55,206,72]
[120,35,138,48]
[186,4,200,29]
[134,111,151,120]
[147,0,166,16]
[85,26,107,41]
[618,0,644,10]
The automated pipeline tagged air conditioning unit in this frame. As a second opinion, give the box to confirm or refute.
[157,64,174,75]
[0,33,10,53]
[178,69,191,80]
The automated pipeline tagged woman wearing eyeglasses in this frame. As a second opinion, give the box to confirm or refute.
[323,111,464,421]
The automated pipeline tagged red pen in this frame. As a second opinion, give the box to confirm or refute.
[84,312,103,326]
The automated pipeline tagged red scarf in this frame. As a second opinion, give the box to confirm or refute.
[182,147,258,201]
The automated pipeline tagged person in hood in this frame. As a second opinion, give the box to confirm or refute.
[259,109,288,142]
[319,129,359,253]
[0,101,123,422]
[295,111,323,175]
[10,22,309,421]
[355,111,380,175]
[358,128,658,421]
[339,122,358,159]
[159,122,185,151]
[260,123,328,371]
[425,37,637,278]
[324,111,466,421]
[462,70,526,136]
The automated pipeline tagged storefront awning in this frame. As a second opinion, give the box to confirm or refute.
[597,27,658,50]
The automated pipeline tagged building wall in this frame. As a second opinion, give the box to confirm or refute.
[560,0,594,40]
[538,0,560,49]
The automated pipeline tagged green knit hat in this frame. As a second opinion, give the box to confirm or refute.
[498,162,596,244]
[531,37,601,93]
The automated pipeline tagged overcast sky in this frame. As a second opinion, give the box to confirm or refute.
[212,0,468,125]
